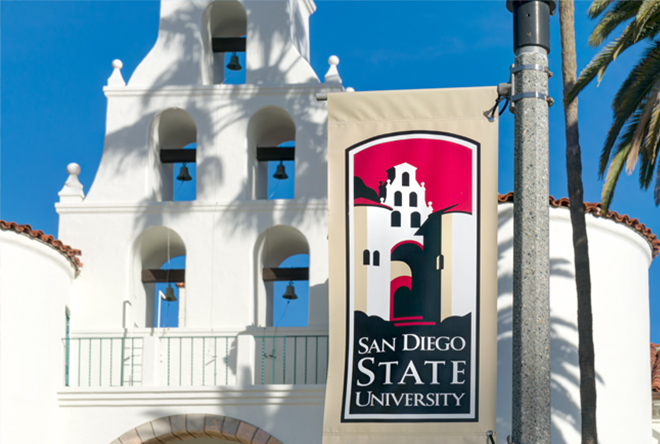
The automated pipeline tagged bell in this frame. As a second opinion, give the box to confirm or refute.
[226,53,242,71]
[177,164,192,182]
[164,284,178,302]
[273,161,288,180]
[282,281,297,300]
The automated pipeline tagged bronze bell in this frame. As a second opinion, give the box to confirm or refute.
[273,161,288,180]
[226,53,242,71]
[164,284,178,302]
[282,281,297,300]
[177,164,192,182]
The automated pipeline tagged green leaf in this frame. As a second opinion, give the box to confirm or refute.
[588,0,617,20]
[654,162,660,205]
[628,92,657,175]
[589,1,639,46]
[634,0,660,41]
[602,143,630,212]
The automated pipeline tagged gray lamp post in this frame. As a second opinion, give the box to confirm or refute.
[506,1,556,443]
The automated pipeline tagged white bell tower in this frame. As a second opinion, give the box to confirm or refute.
[57,0,343,334]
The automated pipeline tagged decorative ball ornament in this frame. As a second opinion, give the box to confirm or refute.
[67,163,81,176]
[112,59,123,70]
[328,55,339,66]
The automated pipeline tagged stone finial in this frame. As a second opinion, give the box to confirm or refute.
[58,163,85,203]
[345,87,355,92]
[324,55,343,84]
[107,59,126,87]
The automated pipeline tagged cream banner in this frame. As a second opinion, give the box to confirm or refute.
[324,87,498,444]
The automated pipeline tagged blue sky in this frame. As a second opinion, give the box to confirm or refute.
[1,1,659,336]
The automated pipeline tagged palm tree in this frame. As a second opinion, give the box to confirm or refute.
[566,0,660,212]
[559,2,598,443]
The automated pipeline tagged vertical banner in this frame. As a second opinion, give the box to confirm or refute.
[324,88,498,444]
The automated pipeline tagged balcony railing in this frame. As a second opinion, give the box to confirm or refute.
[163,336,235,387]
[65,337,143,387]
[64,332,328,388]
[255,335,328,385]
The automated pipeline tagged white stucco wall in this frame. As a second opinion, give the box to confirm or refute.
[653,400,660,443]
[58,386,325,444]
[52,203,656,444]
[45,1,656,443]
[496,202,653,444]
[128,0,319,88]
[0,229,76,444]
[56,0,339,332]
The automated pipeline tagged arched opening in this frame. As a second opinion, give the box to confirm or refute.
[402,172,410,186]
[151,109,197,202]
[373,251,380,266]
[363,249,370,265]
[133,227,186,328]
[409,192,418,207]
[203,0,247,85]
[391,211,401,227]
[248,107,296,200]
[110,414,281,444]
[257,226,309,326]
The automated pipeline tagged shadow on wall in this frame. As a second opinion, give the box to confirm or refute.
[84,2,333,442]
[93,0,330,236]
[496,220,604,444]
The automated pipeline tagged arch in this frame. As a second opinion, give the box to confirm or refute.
[248,106,296,200]
[411,212,421,228]
[391,211,401,227]
[402,172,410,186]
[373,251,380,266]
[256,225,309,326]
[110,413,282,444]
[132,226,186,328]
[202,1,247,85]
[150,108,197,202]
[409,192,417,207]
[394,191,402,207]
[363,249,370,265]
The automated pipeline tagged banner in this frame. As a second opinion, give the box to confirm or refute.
[324,88,498,444]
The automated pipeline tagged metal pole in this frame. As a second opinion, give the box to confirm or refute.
[157,290,162,328]
[506,1,555,443]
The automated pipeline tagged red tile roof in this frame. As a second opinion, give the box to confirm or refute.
[652,344,660,398]
[498,192,660,259]
[0,220,82,271]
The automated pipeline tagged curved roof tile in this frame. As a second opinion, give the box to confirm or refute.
[652,344,660,395]
[498,192,660,259]
[0,220,82,270]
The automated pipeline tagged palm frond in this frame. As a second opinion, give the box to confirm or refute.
[641,85,660,164]
[602,145,630,212]
[628,94,655,174]
[567,15,660,105]
[634,0,660,41]
[639,143,656,187]
[636,86,660,188]
[589,1,639,46]
[602,126,635,212]
[612,41,660,119]
[580,1,660,209]
[598,104,640,177]
[588,0,617,19]
[654,161,660,205]
[595,42,660,177]
[567,36,627,104]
